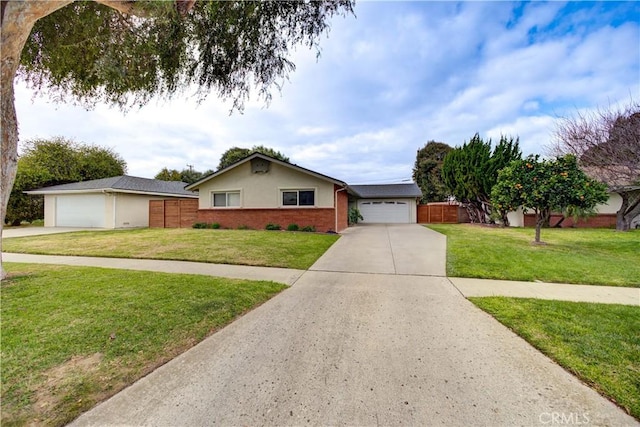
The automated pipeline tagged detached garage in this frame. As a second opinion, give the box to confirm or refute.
[349,183,422,224]
[26,175,197,229]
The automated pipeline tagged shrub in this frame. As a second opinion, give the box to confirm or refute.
[193,222,221,229]
[301,225,316,232]
[348,208,364,225]
[287,223,300,231]
[265,223,281,231]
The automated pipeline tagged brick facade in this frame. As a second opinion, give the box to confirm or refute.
[197,207,338,232]
[151,184,350,232]
[523,213,617,228]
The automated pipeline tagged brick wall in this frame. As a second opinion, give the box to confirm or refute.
[523,213,617,228]
[197,207,339,232]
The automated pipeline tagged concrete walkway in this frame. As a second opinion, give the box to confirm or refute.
[67,224,637,426]
[310,223,446,276]
[451,277,640,306]
[3,253,304,285]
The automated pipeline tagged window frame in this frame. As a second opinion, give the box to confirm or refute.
[211,190,241,208]
[280,188,316,207]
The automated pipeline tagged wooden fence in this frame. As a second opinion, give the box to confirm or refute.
[417,204,461,224]
[149,199,198,228]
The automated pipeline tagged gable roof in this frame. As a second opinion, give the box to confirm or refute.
[186,152,347,190]
[26,175,197,198]
[349,183,422,199]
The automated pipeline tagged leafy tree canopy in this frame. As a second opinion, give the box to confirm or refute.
[154,166,214,184]
[491,154,608,242]
[19,1,354,110]
[6,137,126,225]
[412,141,452,203]
[218,145,290,170]
[442,133,521,223]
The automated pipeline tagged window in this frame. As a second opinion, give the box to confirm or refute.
[282,189,315,206]
[212,191,240,207]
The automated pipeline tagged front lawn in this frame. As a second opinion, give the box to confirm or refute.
[1,263,287,426]
[471,297,640,420]
[2,228,340,270]
[428,225,640,287]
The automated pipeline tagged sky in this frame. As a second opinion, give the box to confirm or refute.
[15,1,640,185]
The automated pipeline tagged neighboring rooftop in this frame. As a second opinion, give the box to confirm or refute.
[349,183,422,198]
[26,175,197,197]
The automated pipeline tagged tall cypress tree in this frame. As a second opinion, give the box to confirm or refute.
[442,134,521,223]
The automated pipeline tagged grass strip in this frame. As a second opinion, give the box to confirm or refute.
[471,297,640,420]
[2,228,340,270]
[1,263,287,426]
[428,225,640,287]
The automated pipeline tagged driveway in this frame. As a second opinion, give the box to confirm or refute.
[311,224,446,276]
[71,224,636,426]
[2,227,101,238]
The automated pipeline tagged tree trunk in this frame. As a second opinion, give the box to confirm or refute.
[615,189,640,231]
[535,210,543,243]
[1,0,72,279]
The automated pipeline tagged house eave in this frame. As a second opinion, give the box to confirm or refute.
[186,152,347,190]
[25,188,198,198]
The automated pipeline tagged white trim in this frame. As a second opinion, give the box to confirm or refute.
[211,189,242,208]
[26,188,198,198]
[186,153,346,190]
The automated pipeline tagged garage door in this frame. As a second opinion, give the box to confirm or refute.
[56,195,106,227]
[358,200,410,223]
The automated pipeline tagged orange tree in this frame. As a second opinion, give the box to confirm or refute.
[491,155,608,243]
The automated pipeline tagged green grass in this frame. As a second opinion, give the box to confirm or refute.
[2,228,340,270]
[471,297,640,420]
[1,263,287,426]
[428,225,640,287]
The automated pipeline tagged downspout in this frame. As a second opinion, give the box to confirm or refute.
[335,186,347,232]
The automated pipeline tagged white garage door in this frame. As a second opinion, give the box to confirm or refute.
[56,195,106,227]
[358,200,410,223]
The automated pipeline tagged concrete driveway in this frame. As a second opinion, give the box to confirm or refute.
[2,227,101,238]
[71,224,636,426]
[311,224,446,276]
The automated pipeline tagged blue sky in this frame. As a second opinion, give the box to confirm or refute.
[15,1,640,184]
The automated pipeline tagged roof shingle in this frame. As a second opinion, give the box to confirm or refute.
[349,183,422,198]
[26,175,197,197]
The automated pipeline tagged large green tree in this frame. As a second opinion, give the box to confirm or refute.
[1,0,353,278]
[412,141,452,203]
[491,155,608,243]
[442,134,521,224]
[6,137,126,225]
[154,166,214,184]
[218,145,290,170]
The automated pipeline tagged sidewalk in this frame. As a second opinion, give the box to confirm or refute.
[2,253,304,285]
[4,253,638,305]
[450,277,640,306]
